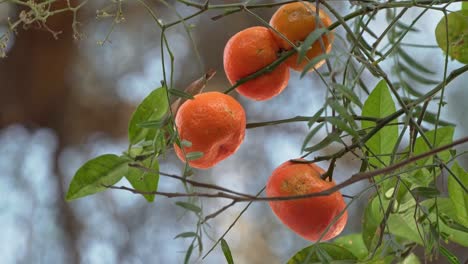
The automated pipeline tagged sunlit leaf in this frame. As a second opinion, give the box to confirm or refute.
[287,243,357,264]
[413,126,454,166]
[220,239,234,264]
[410,186,440,198]
[334,234,368,260]
[66,154,128,201]
[361,80,398,168]
[448,161,468,226]
[420,198,468,247]
[435,10,468,64]
[128,87,169,145]
[399,253,420,264]
[126,158,159,202]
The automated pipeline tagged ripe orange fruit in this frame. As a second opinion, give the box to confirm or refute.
[266,160,348,241]
[223,26,290,101]
[174,92,246,169]
[269,2,333,72]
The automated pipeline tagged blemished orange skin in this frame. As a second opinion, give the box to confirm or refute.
[266,161,348,241]
[269,2,334,72]
[223,26,290,101]
[174,92,246,169]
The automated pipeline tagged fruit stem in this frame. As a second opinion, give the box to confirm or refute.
[321,158,336,181]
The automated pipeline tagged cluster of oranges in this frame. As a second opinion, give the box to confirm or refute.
[173,2,347,242]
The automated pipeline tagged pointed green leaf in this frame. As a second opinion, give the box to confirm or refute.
[410,186,440,198]
[168,88,195,99]
[448,161,468,227]
[128,87,169,144]
[220,239,234,264]
[302,123,325,151]
[399,64,439,85]
[397,48,434,74]
[420,198,468,247]
[126,158,159,202]
[174,232,198,239]
[413,126,454,166]
[184,244,194,264]
[303,131,341,153]
[300,53,333,77]
[66,154,128,201]
[176,201,202,213]
[440,246,460,264]
[297,28,329,63]
[361,80,398,168]
[287,243,357,264]
[334,84,363,108]
[186,151,204,161]
[334,234,368,260]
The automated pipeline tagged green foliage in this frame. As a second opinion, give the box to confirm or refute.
[66,154,129,201]
[361,80,398,168]
[126,158,159,202]
[128,87,169,145]
[334,234,368,260]
[287,243,357,264]
[448,162,468,227]
[435,10,468,64]
[297,28,329,63]
[220,239,234,264]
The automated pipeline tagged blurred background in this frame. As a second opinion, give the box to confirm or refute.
[1,0,467,263]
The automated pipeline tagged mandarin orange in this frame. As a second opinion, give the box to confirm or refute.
[174,92,246,169]
[266,160,348,241]
[223,26,290,101]
[270,2,333,72]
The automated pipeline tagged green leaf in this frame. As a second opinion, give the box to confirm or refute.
[174,232,198,239]
[397,48,434,74]
[413,107,456,127]
[303,131,341,153]
[300,53,333,77]
[362,195,383,250]
[440,246,460,264]
[184,244,194,264]
[327,99,357,131]
[66,154,128,201]
[420,198,468,247]
[463,2,468,11]
[125,158,159,202]
[302,123,325,151]
[448,161,468,226]
[334,84,363,108]
[136,118,168,129]
[287,243,357,264]
[128,87,169,145]
[410,186,440,198]
[220,239,234,264]
[297,28,329,63]
[307,107,325,128]
[168,88,195,99]
[395,22,419,32]
[361,80,398,168]
[435,10,468,64]
[413,126,454,166]
[176,201,202,214]
[333,234,368,260]
[399,64,439,85]
[399,253,420,264]
[186,151,204,161]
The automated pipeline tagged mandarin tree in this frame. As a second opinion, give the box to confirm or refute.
[2,0,468,263]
